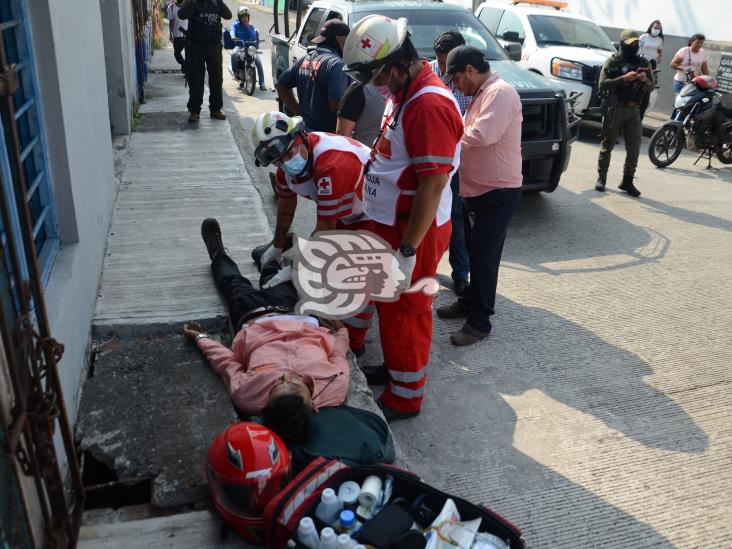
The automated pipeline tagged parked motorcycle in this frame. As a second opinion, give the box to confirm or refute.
[648,75,732,168]
[232,39,263,96]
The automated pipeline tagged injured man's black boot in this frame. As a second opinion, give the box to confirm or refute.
[201,218,225,260]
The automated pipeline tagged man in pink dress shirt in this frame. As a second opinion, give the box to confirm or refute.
[182,218,350,445]
[436,46,523,347]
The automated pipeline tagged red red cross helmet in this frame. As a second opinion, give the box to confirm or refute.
[207,422,292,543]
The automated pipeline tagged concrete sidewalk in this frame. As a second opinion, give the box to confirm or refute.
[77,45,386,547]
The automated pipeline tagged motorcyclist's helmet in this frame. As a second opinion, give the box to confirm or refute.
[251,111,304,167]
[692,75,718,90]
[237,6,249,19]
[207,422,291,543]
[342,14,411,85]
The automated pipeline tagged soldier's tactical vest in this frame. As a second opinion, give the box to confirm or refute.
[607,54,651,104]
[188,0,222,45]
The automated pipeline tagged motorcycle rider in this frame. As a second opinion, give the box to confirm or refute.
[595,29,655,197]
[342,15,463,421]
[250,111,375,356]
[231,6,266,91]
[178,0,232,122]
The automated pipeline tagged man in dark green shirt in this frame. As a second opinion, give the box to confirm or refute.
[595,29,655,197]
[178,0,232,122]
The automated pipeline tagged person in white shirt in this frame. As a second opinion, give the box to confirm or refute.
[670,33,710,94]
[639,20,663,70]
[167,0,188,73]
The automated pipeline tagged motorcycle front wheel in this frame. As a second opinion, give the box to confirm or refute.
[244,64,256,96]
[716,143,732,165]
[649,124,684,168]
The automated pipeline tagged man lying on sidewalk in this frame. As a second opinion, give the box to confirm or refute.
[183,218,350,445]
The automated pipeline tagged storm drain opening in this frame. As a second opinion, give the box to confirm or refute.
[81,451,152,510]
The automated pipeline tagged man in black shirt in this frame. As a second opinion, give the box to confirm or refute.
[179,0,232,122]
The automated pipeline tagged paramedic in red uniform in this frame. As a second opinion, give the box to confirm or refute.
[343,15,464,421]
[250,111,374,355]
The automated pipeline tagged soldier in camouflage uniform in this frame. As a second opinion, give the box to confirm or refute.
[595,29,655,197]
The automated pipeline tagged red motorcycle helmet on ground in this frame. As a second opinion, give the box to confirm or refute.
[207,422,292,543]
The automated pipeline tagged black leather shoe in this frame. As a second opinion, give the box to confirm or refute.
[252,233,295,271]
[450,323,491,347]
[618,176,641,197]
[251,242,272,270]
[453,279,468,297]
[359,364,389,385]
[436,301,468,319]
[201,218,225,260]
[377,399,419,422]
[595,176,606,192]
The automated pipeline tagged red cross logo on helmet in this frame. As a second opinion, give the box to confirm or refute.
[361,38,371,49]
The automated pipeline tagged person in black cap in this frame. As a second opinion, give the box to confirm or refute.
[275,19,351,132]
[436,45,523,347]
[595,29,654,197]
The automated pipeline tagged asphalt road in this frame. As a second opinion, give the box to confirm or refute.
[221,4,732,547]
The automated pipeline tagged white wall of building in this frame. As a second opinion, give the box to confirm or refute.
[100,0,138,135]
[26,0,119,431]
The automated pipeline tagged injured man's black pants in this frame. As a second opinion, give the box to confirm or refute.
[211,252,299,330]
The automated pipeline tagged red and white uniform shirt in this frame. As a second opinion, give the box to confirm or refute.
[362,63,463,227]
[275,133,371,224]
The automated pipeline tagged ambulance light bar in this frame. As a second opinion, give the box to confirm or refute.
[512,0,569,10]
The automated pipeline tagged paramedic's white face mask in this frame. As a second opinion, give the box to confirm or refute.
[651,28,661,37]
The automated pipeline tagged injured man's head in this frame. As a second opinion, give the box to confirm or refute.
[263,372,316,445]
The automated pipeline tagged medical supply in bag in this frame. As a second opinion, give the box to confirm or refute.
[315,488,343,526]
[262,458,524,548]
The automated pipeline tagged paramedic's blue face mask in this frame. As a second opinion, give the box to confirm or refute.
[281,151,307,176]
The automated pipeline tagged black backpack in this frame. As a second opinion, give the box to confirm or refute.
[289,405,395,474]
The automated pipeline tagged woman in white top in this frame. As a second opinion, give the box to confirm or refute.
[670,33,710,93]
[639,20,663,70]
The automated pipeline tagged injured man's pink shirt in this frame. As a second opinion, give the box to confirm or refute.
[196,319,350,416]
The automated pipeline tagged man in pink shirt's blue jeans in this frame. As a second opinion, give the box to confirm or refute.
[436,46,523,347]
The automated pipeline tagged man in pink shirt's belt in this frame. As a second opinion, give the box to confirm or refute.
[182,218,350,445]
[436,45,523,347]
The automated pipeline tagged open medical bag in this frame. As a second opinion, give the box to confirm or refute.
[262,457,526,548]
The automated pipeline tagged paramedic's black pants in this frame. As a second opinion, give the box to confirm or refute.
[186,42,223,113]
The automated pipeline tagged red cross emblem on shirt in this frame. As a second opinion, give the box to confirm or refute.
[317,176,333,196]
[361,38,371,49]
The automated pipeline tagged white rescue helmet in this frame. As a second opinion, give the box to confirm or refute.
[237,6,249,19]
[250,111,304,167]
[342,15,410,85]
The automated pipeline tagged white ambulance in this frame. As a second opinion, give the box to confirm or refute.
[474,0,657,116]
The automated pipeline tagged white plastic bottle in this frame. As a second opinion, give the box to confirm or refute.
[297,517,320,549]
[315,488,343,526]
[336,533,354,549]
[320,527,338,549]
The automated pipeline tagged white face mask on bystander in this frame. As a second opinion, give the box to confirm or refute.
[651,28,661,37]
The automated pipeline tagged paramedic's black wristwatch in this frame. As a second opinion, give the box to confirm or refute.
[399,244,416,258]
